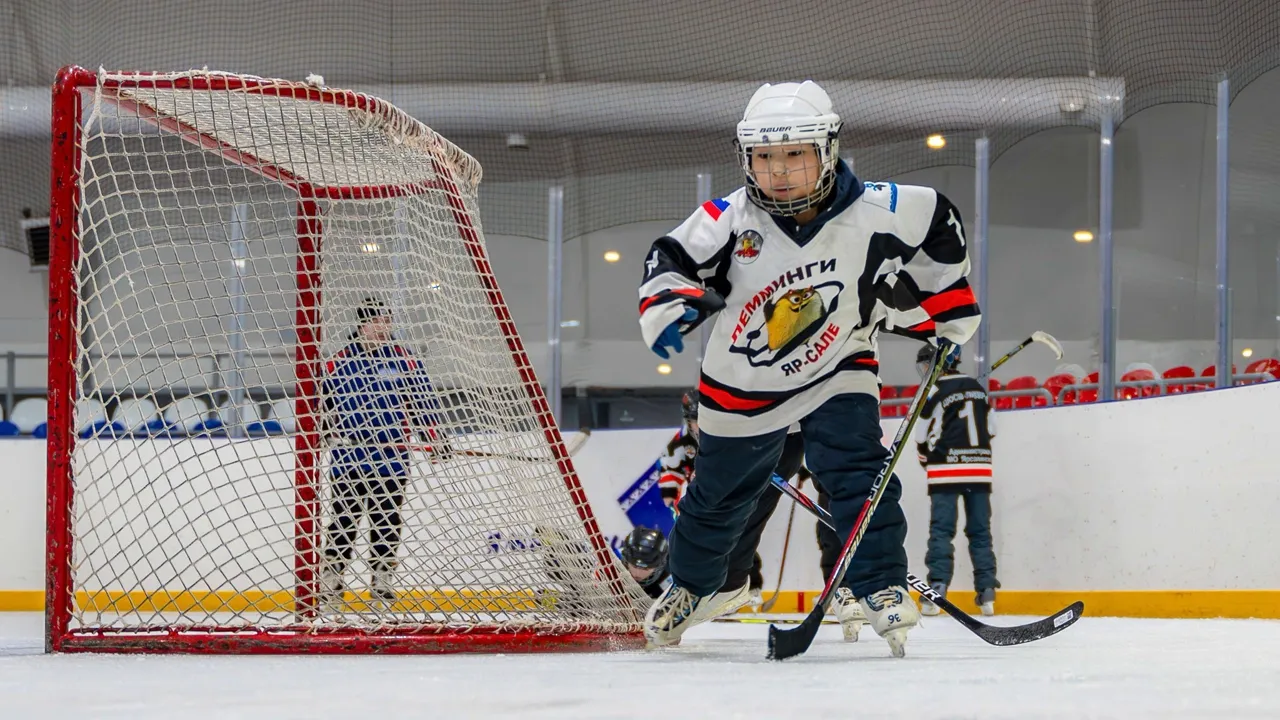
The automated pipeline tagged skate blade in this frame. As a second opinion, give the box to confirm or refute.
[884,628,909,658]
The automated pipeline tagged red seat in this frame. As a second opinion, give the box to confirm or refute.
[1163,365,1197,394]
[1118,368,1159,400]
[1061,371,1099,404]
[1244,358,1280,383]
[988,378,1011,411]
[1200,364,1238,388]
[1004,375,1046,408]
[901,384,921,412]
[1042,373,1076,404]
[880,385,899,417]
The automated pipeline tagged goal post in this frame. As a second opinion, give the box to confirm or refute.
[45,66,645,654]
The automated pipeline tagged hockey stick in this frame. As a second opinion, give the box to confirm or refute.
[982,331,1064,380]
[759,470,807,612]
[447,428,593,463]
[769,475,1084,647]
[768,341,949,660]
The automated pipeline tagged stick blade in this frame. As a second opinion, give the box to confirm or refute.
[1031,331,1064,359]
[976,601,1084,647]
[767,606,825,660]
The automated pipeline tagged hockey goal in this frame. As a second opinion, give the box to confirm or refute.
[45,66,644,654]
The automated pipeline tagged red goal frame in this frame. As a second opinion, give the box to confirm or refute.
[45,65,640,654]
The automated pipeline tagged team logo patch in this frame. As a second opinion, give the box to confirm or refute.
[733,230,764,264]
[724,257,849,377]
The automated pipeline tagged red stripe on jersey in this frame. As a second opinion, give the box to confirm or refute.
[392,344,420,369]
[920,286,977,317]
[908,320,936,334]
[325,346,352,374]
[927,467,993,479]
[697,380,774,412]
[639,287,704,315]
[701,200,724,221]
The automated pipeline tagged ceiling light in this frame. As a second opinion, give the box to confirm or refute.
[1242,348,1254,358]
[361,242,379,253]
[1073,230,1094,243]
[559,320,580,328]
[656,363,672,375]
[925,134,946,150]
[603,250,621,263]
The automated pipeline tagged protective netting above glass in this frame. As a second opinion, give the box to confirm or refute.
[2,1,1278,248]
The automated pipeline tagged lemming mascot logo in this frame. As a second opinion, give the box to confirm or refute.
[733,230,763,264]
[763,287,824,350]
[729,279,844,368]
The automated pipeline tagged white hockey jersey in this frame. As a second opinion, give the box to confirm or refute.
[638,162,981,437]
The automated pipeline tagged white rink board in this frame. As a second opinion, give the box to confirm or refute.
[4,382,1280,595]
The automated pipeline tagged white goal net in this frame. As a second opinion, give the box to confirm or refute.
[46,67,645,653]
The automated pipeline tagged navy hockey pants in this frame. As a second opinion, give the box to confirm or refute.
[925,489,1000,592]
[720,430,806,592]
[668,393,908,599]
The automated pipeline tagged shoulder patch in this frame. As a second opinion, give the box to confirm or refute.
[701,198,730,221]
[861,182,899,213]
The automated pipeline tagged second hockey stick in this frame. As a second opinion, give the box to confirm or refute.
[768,340,949,660]
[982,330,1064,380]
[768,474,1084,647]
[759,469,808,613]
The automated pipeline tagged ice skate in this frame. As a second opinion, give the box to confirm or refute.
[832,587,866,642]
[920,581,947,617]
[860,585,920,658]
[748,587,764,611]
[645,583,751,648]
[318,562,347,615]
[977,587,996,616]
[370,563,397,609]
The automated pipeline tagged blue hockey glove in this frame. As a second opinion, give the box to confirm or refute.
[651,308,698,359]
[938,338,962,369]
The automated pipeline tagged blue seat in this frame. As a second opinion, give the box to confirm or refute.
[32,422,47,439]
[143,418,175,436]
[191,417,226,437]
[79,420,126,438]
[245,419,284,436]
[0,420,19,437]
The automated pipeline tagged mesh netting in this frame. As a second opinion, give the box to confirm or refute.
[52,70,646,650]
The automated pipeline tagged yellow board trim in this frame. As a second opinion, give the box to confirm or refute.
[0,588,559,614]
[4,589,1279,618]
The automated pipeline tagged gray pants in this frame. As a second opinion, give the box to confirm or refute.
[925,489,999,592]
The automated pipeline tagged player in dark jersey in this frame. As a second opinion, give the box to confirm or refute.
[913,343,1000,616]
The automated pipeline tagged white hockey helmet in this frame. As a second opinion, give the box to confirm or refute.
[735,81,842,216]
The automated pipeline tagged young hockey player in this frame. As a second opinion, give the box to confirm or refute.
[319,297,440,609]
[913,343,1000,616]
[637,80,979,656]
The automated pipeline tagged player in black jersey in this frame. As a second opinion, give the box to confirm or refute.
[913,344,1000,616]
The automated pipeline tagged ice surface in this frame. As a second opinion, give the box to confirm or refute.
[2,612,1278,718]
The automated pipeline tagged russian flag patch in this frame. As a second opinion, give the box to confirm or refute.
[701,198,730,221]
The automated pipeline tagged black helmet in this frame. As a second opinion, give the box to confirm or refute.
[681,389,699,422]
[356,296,390,323]
[620,526,669,571]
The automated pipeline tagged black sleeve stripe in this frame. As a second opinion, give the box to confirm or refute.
[921,192,969,266]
